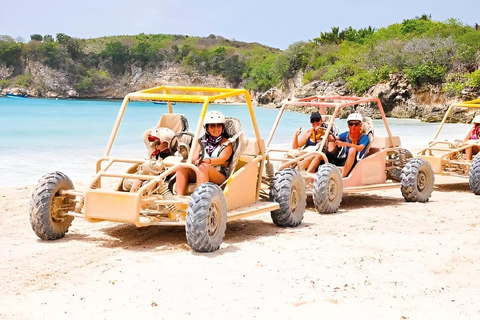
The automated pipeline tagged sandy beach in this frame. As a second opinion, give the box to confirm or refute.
[1,175,479,319]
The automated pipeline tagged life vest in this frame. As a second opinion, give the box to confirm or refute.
[202,137,230,176]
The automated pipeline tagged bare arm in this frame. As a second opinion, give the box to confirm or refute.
[292,127,310,149]
[208,144,232,166]
[335,134,368,152]
[464,128,473,142]
[198,138,233,166]
[336,140,365,152]
[191,140,202,163]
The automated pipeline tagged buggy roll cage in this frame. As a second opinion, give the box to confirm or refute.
[266,95,396,152]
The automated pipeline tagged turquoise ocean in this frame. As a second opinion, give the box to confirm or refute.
[0,97,471,187]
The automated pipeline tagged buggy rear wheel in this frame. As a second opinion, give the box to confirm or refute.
[401,158,434,202]
[313,164,343,213]
[186,183,227,252]
[469,156,480,195]
[29,171,75,240]
[269,168,306,227]
[388,148,413,182]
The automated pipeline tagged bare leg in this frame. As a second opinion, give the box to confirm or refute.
[473,146,480,159]
[306,155,322,173]
[328,141,336,152]
[342,148,357,177]
[175,167,192,196]
[130,179,142,193]
[198,163,226,185]
[466,147,472,161]
[300,155,314,171]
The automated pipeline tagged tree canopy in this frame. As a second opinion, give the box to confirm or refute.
[0,16,479,95]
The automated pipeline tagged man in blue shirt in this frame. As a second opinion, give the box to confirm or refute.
[332,113,369,177]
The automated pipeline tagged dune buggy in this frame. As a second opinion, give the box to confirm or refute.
[417,98,480,195]
[265,95,435,213]
[29,86,306,252]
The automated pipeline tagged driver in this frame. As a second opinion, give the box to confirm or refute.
[333,113,369,177]
[175,111,233,196]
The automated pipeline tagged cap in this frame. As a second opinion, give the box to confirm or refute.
[310,112,322,122]
[472,115,480,124]
[347,113,363,123]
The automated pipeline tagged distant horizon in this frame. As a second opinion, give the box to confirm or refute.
[1,0,478,50]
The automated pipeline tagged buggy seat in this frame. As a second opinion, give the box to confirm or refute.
[361,116,374,158]
[223,117,249,178]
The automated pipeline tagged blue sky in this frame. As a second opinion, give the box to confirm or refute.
[1,0,478,49]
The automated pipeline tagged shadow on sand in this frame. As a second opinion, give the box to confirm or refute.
[64,192,415,253]
[66,217,285,254]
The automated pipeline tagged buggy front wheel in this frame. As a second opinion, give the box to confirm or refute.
[29,171,75,240]
[269,168,306,227]
[313,164,343,213]
[186,183,227,252]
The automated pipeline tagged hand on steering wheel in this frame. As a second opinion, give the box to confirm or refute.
[169,132,205,161]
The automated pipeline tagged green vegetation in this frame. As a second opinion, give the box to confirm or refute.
[15,72,32,87]
[0,16,479,95]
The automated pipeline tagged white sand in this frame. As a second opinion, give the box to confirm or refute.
[1,175,479,319]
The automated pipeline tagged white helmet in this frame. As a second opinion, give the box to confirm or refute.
[347,113,363,123]
[204,111,225,127]
[151,127,175,142]
[472,115,480,124]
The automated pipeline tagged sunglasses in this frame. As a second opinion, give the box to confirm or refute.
[348,122,361,127]
[208,123,223,129]
[310,118,321,123]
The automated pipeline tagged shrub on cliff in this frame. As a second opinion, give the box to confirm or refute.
[404,62,448,87]
[0,40,23,70]
[101,41,130,75]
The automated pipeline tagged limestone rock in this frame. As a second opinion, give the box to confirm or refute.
[258,88,281,104]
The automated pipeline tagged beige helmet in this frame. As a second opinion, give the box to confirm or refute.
[347,113,363,123]
[151,127,175,142]
[204,111,225,127]
[472,115,480,124]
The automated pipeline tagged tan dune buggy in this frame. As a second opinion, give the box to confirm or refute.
[265,95,435,213]
[29,86,306,252]
[417,98,480,195]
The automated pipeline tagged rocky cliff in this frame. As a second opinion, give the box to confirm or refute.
[2,62,480,122]
[0,62,245,103]
[257,72,480,123]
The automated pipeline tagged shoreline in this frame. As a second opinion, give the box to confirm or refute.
[2,94,476,124]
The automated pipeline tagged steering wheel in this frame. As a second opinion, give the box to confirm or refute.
[169,132,205,161]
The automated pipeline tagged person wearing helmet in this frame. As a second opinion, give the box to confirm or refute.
[175,111,233,196]
[333,113,370,177]
[292,111,337,173]
[464,115,480,160]
[144,127,175,160]
[128,127,176,193]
